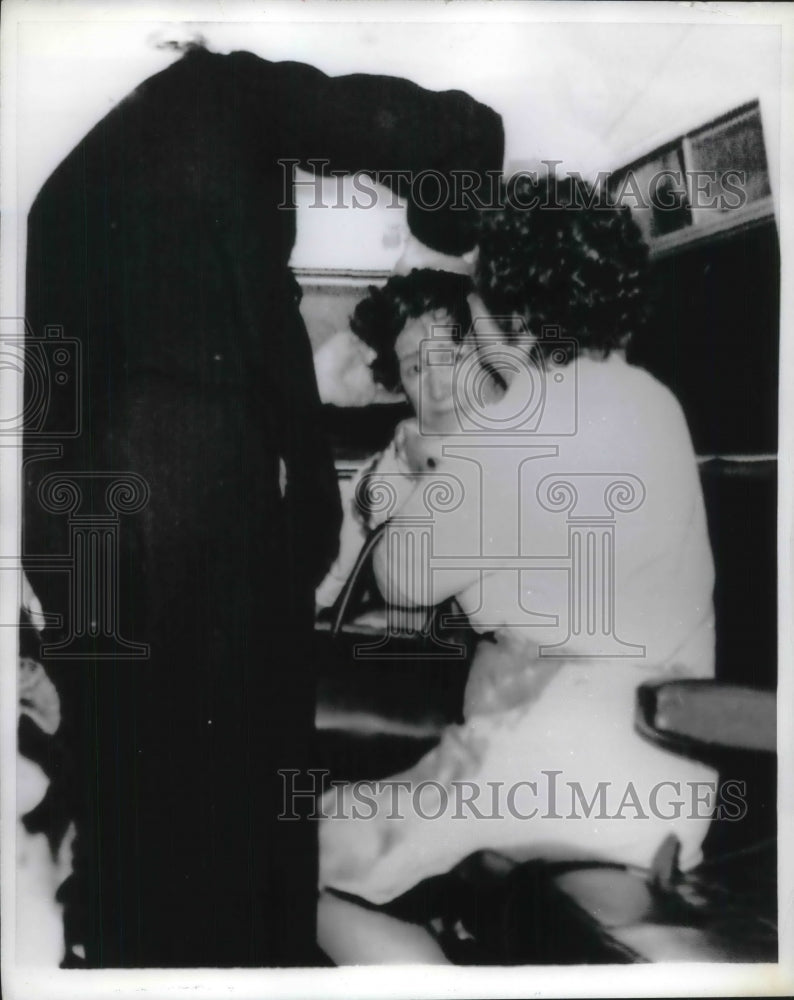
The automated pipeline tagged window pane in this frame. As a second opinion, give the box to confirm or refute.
[609,144,691,240]
[688,106,771,212]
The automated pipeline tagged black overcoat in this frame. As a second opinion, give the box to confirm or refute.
[23,45,503,966]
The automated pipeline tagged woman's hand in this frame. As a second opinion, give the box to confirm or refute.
[466,292,533,391]
[394,419,443,474]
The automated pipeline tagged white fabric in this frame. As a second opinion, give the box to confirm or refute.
[321,661,717,904]
[372,353,715,669]
[320,354,717,904]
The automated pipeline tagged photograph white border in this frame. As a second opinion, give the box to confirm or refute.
[1,2,792,997]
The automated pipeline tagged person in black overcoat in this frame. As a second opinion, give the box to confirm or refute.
[22,43,503,967]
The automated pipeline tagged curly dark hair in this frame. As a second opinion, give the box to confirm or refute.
[350,269,473,392]
[476,174,649,364]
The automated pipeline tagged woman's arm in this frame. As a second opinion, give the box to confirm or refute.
[314,473,368,610]
[316,441,421,609]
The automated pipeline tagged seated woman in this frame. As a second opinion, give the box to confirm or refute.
[315,267,476,614]
[318,175,717,961]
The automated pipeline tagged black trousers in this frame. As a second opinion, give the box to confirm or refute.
[26,374,321,967]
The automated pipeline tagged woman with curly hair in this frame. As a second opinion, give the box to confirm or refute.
[315,268,474,611]
[319,175,716,959]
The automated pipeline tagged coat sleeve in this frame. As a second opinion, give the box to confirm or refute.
[225,49,505,255]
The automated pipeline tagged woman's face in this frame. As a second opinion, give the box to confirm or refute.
[394,311,462,435]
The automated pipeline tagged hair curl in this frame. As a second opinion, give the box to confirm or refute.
[476,174,649,364]
[350,269,473,392]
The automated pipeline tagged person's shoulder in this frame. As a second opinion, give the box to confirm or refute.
[574,354,697,468]
[582,353,686,422]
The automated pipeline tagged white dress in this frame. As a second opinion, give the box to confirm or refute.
[320,354,717,904]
